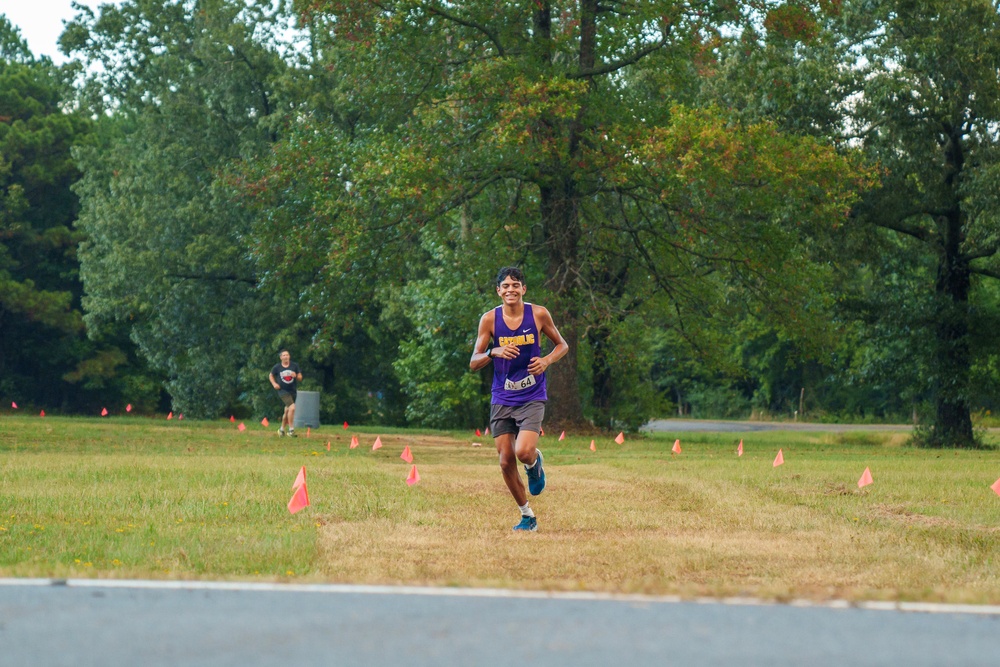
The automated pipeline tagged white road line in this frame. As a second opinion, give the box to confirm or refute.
[2,578,999,615]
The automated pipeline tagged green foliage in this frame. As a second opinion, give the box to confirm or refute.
[66,0,296,417]
[227,0,866,428]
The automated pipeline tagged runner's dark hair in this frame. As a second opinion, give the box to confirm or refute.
[495,266,525,287]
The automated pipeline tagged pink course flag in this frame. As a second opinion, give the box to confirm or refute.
[101,407,108,416]
[261,417,269,428]
[350,435,359,449]
[126,404,133,413]
[615,432,625,445]
[343,421,349,429]
[559,431,566,441]
[238,422,246,432]
[485,427,490,436]
[400,445,413,463]
[737,439,743,457]
[372,436,383,451]
[672,439,682,454]
[773,449,784,467]
[230,415,235,422]
[178,414,184,420]
[475,428,481,437]
[292,466,306,491]
[287,483,310,514]
[406,465,420,486]
[590,440,596,452]
[11,402,17,409]
[39,410,45,418]
[167,411,173,420]
[858,467,874,488]
[990,478,1000,497]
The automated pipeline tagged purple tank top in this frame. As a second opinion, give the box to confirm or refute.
[491,303,548,406]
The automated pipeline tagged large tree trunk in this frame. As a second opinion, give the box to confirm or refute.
[929,208,974,447]
[539,179,585,427]
[928,130,975,447]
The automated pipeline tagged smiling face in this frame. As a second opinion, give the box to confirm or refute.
[496,274,526,306]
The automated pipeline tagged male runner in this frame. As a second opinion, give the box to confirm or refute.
[470,267,569,531]
[269,349,302,437]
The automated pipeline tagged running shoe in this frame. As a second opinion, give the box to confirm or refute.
[278,428,285,437]
[525,450,545,495]
[512,515,537,531]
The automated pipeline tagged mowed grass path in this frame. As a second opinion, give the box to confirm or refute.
[2,415,1000,603]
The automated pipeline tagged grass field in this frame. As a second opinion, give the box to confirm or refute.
[2,415,1000,604]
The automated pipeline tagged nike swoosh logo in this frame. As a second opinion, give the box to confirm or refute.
[523,328,530,333]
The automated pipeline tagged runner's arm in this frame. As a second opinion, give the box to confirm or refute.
[470,311,495,371]
[527,306,569,375]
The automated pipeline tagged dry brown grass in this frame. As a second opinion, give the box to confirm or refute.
[3,418,1000,604]
[311,433,1000,604]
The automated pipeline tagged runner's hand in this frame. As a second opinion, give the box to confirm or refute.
[527,356,549,375]
[494,344,520,360]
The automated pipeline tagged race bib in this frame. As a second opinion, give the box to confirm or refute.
[504,374,537,392]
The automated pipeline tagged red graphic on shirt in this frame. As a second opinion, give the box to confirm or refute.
[279,369,296,384]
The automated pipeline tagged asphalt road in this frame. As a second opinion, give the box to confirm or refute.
[2,580,998,667]
[644,419,914,433]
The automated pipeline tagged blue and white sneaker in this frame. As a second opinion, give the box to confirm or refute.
[525,450,545,496]
[513,515,537,531]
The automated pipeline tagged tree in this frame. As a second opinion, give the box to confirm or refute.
[65,0,296,417]
[235,0,866,428]
[842,0,1000,446]
[0,16,101,409]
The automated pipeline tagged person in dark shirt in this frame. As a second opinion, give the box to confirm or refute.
[269,349,302,437]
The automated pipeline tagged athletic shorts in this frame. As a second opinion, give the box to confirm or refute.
[277,390,296,407]
[490,401,545,437]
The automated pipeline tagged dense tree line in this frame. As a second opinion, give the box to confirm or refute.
[4,1,1000,446]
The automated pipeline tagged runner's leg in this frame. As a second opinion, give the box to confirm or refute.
[495,433,528,507]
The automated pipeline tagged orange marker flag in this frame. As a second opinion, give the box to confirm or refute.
[343,421,349,429]
[101,407,108,416]
[238,422,246,432]
[400,445,413,463]
[672,439,682,454]
[406,465,420,486]
[475,428,481,437]
[306,427,311,438]
[261,417,269,427]
[372,436,383,451]
[858,467,873,488]
[287,483,310,514]
[590,440,596,452]
[167,411,173,420]
[773,449,784,467]
[230,415,235,422]
[39,410,45,417]
[126,404,132,413]
[559,431,566,441]
[992,478,1000,496]
[615,432,625,444]
[350,435,359,449]
[292,466,306,491]
[737,439,744,457]
[326,441,331,451]
[11,402,17,409]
